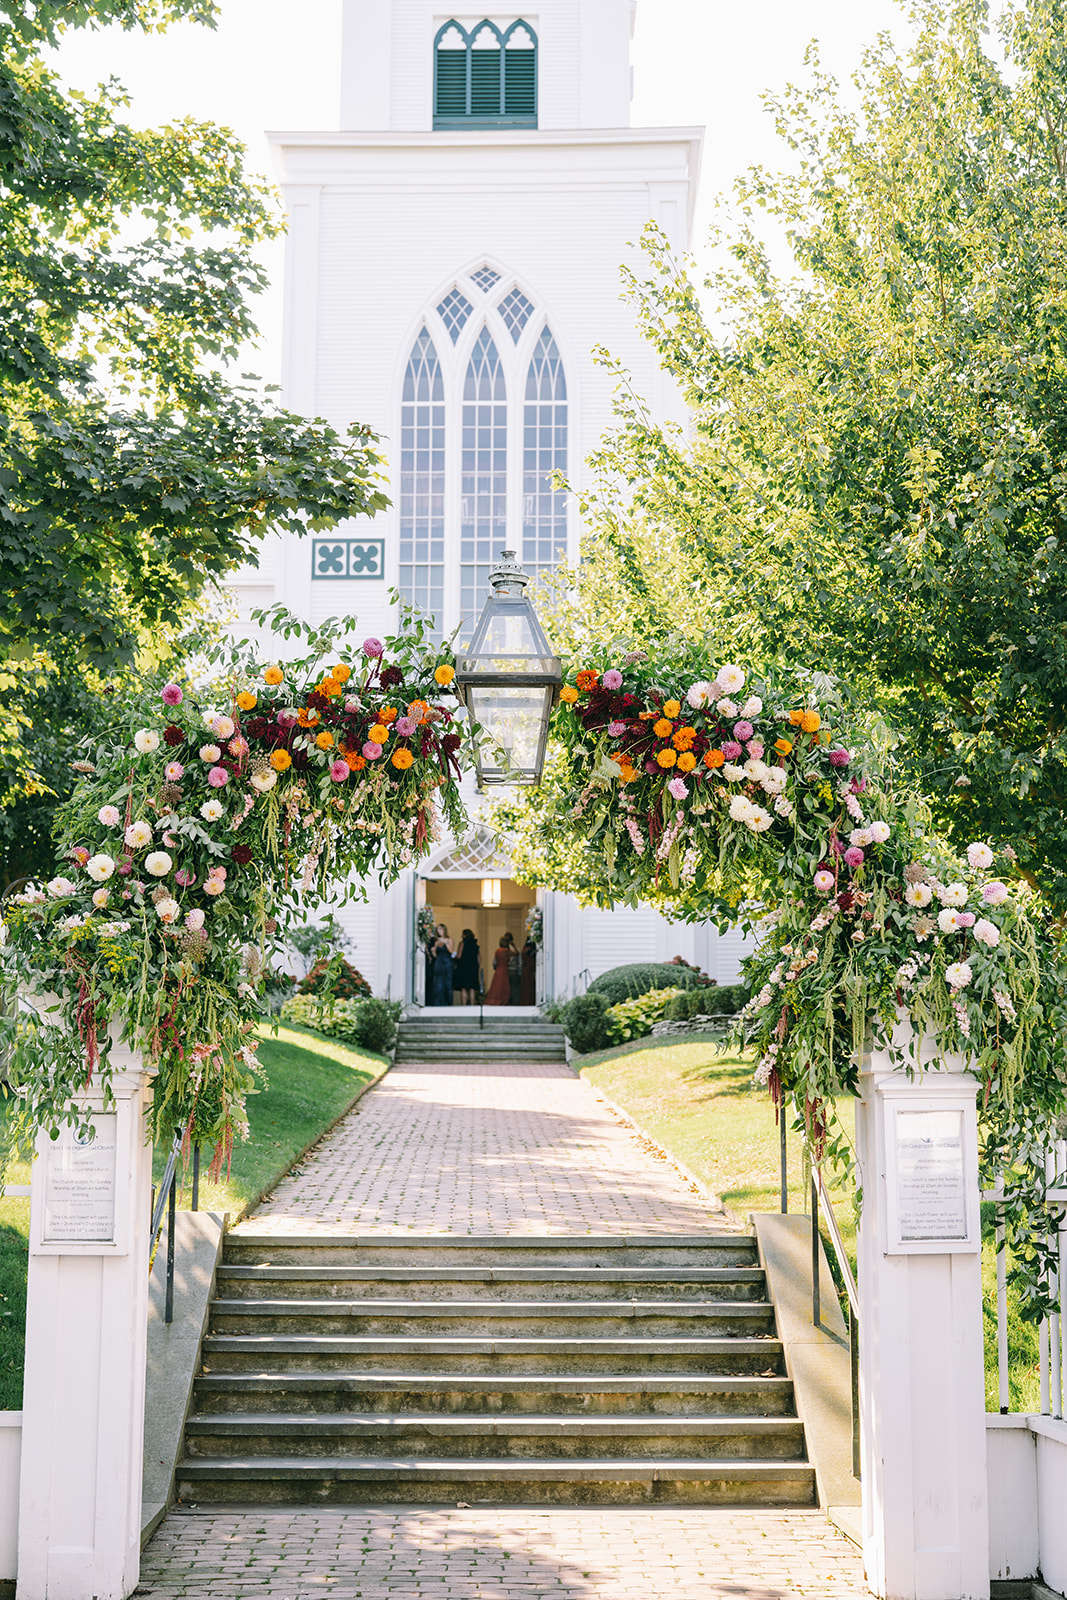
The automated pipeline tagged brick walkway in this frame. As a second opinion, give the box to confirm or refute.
[237,1059,730,1235]
[143,1056,869,1597]
[140,1506,868,1598]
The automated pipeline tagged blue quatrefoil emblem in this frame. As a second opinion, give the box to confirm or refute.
[311,538,386,580]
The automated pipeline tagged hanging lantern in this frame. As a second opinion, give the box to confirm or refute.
[454,550,562,785]
[480,878,502,907]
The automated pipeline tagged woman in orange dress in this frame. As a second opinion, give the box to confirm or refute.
[485,933,514,1006]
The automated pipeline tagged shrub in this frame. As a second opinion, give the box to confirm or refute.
[298,954,372,1000]
[604,987,683,1044]
[587,962,712,1006]
[663,984,748,1021]
[281,994,402,1055]
[559,992,612,1054]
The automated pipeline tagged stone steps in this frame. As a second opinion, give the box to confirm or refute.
[184,1412,805,1460]
[394,1018,567,1062]
[176,1455,816,1508]
[179,1234,814,1507]
[214,1265,769,1301]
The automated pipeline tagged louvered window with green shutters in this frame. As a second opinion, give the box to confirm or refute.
[433,20,537,129]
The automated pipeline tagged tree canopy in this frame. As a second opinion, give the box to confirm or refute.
[0,0,388,878]
[561,0,1067,914]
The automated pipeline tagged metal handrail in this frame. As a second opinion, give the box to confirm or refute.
[812,1162,859,1320]
[149,1134,202,1326]
[810,1161,861,1481]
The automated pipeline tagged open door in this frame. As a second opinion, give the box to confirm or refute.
[411,874,427,1007]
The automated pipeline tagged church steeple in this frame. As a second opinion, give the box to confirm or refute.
[340,0,635,133]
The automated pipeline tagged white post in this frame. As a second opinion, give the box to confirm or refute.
[17,1040,153,1600]
[856,1018,989,1600]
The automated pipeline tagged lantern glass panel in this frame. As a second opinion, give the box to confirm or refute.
[466,683,553,783]
[463,594,556,674]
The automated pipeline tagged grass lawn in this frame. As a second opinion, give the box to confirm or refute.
[0,1022,389,1411]
[576,1035,1041,1412]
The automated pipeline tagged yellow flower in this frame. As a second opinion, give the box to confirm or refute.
[656,748,677,768]
[800,710,821,733]
[391,748,414,770]
[369,723,389,743]
[315,730,335,750]
[332,664,352,684]
[663,699,681,718]
[560,686,579,704]
[269,749,292,772]
[263,666,283,686]
[676,751,696,772]
[434,664,456,686]
[236,691,257,711]
[379,706,398,724]
[317,677,342,698]
[653,718,674,738]
[774,737,793,755]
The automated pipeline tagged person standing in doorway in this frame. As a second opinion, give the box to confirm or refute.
[485,933,514,1006]
[520,934,537,1006]
[454,928,480,1006]
[507,934,521,1006]
[429,924,454,1007]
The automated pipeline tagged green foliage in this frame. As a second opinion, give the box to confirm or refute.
[587,961,714,1005]
[0,0,388,844]
[665,984,747,1020]
[280,995,402,1056]
[604,987,683,1044]
[560,0,1067,915]
[558,991,612,1054]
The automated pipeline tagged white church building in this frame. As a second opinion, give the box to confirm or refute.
[228,0,752,1004]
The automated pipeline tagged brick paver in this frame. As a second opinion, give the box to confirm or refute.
[143,1056,869,1595]
[238,1059,729,1235]
[140,1506,867,1598]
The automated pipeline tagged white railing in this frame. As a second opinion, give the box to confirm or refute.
[990,1138,1067,1416]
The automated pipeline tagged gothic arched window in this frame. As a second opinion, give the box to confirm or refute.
[434,20,537,129]
[523,326,568,582]
[399,328,445,627]
[460,326,507,635]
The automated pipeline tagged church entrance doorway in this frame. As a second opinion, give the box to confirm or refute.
[413,826,543,1012]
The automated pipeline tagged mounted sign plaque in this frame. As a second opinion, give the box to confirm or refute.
[883,1098,980,1254]
[31,1102,133,1255]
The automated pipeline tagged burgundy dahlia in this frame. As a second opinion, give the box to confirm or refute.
[231,844,254,866]
[380,665,404,689]
[163,725,185,747]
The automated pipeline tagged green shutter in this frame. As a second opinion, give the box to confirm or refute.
[504,48,536,117]
[435,48,468,118]
[470,48,503,116]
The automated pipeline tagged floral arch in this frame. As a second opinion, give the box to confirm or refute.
[2,609,470,1169]
[497,639,1067,1314]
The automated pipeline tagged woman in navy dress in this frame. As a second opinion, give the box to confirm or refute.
[430,925,454,1006]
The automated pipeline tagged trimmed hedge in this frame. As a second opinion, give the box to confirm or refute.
[281,994,402,1054]
[558,992,612,1053]
[587,962,713,1006]
[664,984,747,1020]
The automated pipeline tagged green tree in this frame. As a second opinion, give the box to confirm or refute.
[567,0,1067,913]
[0,0,388,881]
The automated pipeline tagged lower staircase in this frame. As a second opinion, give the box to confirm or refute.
[394,1015,566,1063]
[177,1234,815,1507]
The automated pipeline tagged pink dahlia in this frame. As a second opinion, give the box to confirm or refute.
[844,846,864,868]
[721,741,743,760]
[363,741,382,760]
[668,777,689,800]
[828,747,851,767]
[161,682,183,707]
[746,740,765,760]
[330,759,350,782]
[813,870,835,893]
[733,720,754,742]
[164,761,184,781]
[608,721,626,737]
[207,766,229,788]
[602,669,623,691]
[395,716,417,737]
[175,867,196,887]
[277,710,298,730]
[362,637,384,659]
